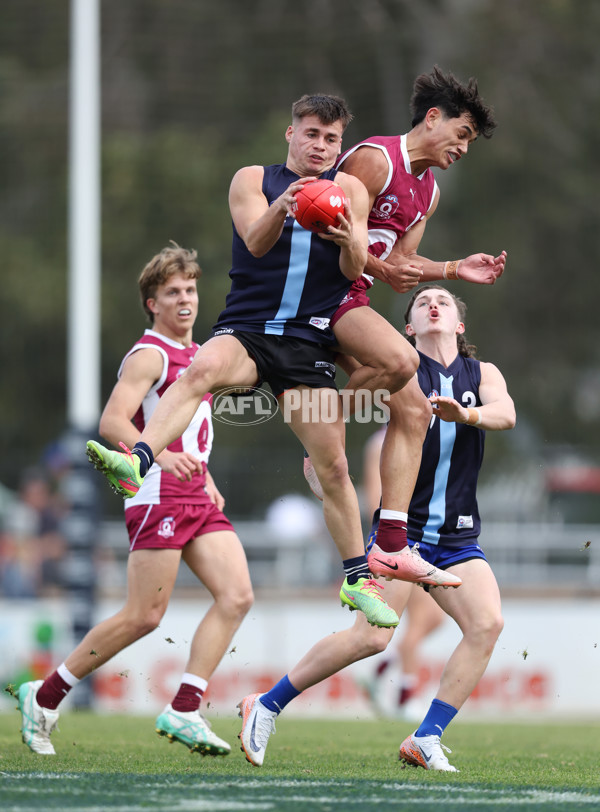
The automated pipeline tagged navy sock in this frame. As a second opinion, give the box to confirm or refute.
[343,555,371,585]
[415,698,458,738]
[260,675,300,714]
[132,441,154,477]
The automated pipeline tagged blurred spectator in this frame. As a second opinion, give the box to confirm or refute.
[0,467,67,598]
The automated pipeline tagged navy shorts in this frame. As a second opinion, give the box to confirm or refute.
[213,329,337,398]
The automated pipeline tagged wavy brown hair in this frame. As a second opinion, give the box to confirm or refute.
[403,284,478,358]
[138,243,201,323]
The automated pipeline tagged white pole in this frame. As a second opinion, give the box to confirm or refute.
[68,0,100,429]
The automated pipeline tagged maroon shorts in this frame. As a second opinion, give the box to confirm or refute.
[125,502,235,551]
[330,276,371,327]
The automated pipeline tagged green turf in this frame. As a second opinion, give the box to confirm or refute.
[1,712,599,810]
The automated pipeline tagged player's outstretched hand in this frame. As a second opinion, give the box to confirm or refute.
[429,395,468,423]
[458,250,506,285]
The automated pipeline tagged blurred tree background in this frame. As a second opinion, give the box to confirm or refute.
[2,0,599,519]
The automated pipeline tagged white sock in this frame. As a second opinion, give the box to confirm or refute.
[379,510,408,522]
[58,662,80,687]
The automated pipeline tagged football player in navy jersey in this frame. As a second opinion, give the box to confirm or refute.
[86,94,409,630]
[237,285,515,771]
[17,246,253,756]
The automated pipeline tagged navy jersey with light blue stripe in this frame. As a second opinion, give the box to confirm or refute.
[409,350,485,547]
[214,164,351,344]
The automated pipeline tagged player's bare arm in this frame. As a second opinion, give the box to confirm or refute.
[430,361,515,431]
[229,166,317,258]
[396,197,506,284]
[99,348,203,482]
[337,145,390,211]
[321,172,369,280]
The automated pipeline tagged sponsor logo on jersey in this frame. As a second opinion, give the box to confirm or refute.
[309,316,331,330]
[157,517,176,538]
[457,515,474,529]
[372,193,399,220]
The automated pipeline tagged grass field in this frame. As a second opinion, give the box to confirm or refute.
[1,711,599,810]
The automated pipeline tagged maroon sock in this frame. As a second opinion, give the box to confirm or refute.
[373,519,408,553]
[171,682,204,712]
[375,658,392,678]
[36,671,73,710]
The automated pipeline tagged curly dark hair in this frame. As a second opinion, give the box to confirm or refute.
[403,284,478,358]
[410,66,496,138]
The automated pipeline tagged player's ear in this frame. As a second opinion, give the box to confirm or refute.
[456,321,465,335]
[425,107,441,128]
[405,323,415,337]
[285,125,294,143]
[147,298,159,316]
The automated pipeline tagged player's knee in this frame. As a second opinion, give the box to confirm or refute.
[182,353,223,393]
[377,344,420,393]
[315,454,349,493]
[217,581,254,620]
[360,627,394,657]
[128,609,164,639]
[471,611,504,651]
[230,584,254,618]
[388,386,431,436]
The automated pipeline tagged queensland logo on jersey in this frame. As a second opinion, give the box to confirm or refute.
[157,516,176,539]
[372,193,399,220]
[309,316,331,330]
[212,385,279,426]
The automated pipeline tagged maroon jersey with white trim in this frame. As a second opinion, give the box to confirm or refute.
[120,330,213,507]
[337,134,438,286]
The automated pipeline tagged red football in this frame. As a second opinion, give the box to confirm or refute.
[292,179,347,234]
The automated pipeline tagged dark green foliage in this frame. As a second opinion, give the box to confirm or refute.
[2,0,600,513]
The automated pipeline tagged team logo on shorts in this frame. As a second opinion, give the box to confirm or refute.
[315,361,336,377]
[157,516,176,538]
[372,193,399,220]
[213,328,234,336]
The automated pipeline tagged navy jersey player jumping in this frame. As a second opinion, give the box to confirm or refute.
[86,93,401,630]
[237,284,515,770]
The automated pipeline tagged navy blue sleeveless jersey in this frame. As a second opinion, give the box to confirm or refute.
[214,164,351,344]
[409,350,485,547]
